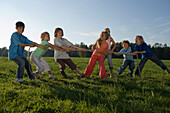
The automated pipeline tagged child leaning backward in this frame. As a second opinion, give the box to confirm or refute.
[31,32,65,79]
[112,40,135,77]
[8,21,46,83]
[130,35,170,76]
[53,27,89,78]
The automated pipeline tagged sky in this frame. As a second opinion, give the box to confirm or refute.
[0,0,170,51]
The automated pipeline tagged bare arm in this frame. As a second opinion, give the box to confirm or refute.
[18,43,33,47]
[96,45,108,55]
[110,37,116,51]
[71,45,89,51]
[32,42,47,49]
[47,43,65,52]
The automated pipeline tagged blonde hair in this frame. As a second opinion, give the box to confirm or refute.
[96,31,109,48]
[135,35,145,43]
[41,32,49,42]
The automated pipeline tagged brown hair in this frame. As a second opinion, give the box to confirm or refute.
[54,27,64,37]
[41,32,49,42]
[135,35,145,43]
[104,28,111,37]
[97,31,109,48]
[122,40,130,46]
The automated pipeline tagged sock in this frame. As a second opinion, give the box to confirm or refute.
[49,74,52,77]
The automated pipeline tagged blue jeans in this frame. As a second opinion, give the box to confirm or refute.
[135,54,167,76]
[104,53,113,70]
[117,60,135,75]
[13,56,35,79]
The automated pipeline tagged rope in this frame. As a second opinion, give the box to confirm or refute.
[136,54,141,76]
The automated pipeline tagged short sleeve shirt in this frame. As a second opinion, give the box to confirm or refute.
[119,47,134,61]
[8,32,33,60]
[54,37,73,60]
[32,40,50,58]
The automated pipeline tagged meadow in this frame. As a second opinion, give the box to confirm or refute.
[0,57,170,113]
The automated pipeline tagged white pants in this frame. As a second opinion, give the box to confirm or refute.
[30,54,51,73]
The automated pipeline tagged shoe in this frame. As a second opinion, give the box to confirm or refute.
[33,72,40,79]
[165,69,170,74]
[80,74,85,78]
[16,78,24,83]
[33,78,38,83]
[110,75,113,78]
[49,76,55,79]
[61,71,67,78]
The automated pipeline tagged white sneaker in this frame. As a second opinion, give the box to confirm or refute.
[16,78,24,83]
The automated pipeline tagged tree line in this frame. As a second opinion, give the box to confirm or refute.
[0,42,170,59]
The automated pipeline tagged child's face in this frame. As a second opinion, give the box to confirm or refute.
[44,34,50,41]
[135,37,141,45]
[16,26,24,34]
[122,43,129,49]
[100,33,106,40]
[57,30,63,39]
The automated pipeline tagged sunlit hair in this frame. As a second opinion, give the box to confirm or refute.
[135,35,145,43]
[96,31,109,48]
[54,27,64,37]
[41,32,49,42]
[104,28,110,37]
[122,40,130,46]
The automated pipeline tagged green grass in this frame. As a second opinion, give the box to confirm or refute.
[0,57,170,113]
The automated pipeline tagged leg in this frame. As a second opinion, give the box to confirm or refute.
[107,53,113,75]
[22,57,35,79]
[98,55,108,78]
[117,60,129,75]
[149,54,167,70]
[31,55,44,74]
[39,57,51,72]
[13,56,25,79]
[135,57,148,76]
[128,61,135,76]
[84,55,98,77]
[57,59,67,77]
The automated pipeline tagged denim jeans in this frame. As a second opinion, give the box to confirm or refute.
[104,53,113,70]
[117,60,135,75]
[135,54,167,76]
[13,56,35,79]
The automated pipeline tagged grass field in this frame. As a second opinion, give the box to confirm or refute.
[0,57,170,113]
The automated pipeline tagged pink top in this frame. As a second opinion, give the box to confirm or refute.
[106,37,111,50]
[93,42,108,56]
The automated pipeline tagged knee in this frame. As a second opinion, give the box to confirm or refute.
[19,61,25,68]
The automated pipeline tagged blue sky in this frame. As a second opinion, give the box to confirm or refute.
[0,0,170,50]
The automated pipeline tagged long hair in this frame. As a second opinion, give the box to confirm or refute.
[41,32,49,42]
[135,35,145,43]
[54,27,64,37]
[104,28,111,37]
[96,31,109,48]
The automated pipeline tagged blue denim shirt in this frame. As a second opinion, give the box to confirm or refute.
[8,32,33,60]
[134,42,153,58]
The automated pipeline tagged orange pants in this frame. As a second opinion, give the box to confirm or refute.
[84,55,108,78]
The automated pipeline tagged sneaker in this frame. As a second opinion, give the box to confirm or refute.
[110,75,113,78]
[165,69,170,74]
[80,74,85,78]
[49,76,55,79]
[33,72,40,79]
[16,78,24,83]
[33,78,38,83]
[61,71,67,78]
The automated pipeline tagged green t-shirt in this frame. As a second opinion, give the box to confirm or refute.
[32,40,50,58]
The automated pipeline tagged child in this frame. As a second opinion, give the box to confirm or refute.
[31,32,65,79]
[93,28,116,78]
[83,31,109,78]
[8,21,46,83]
[131,35,170,76]
[53,27,88,78]
[112,40,135,77]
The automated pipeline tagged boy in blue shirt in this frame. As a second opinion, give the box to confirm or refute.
[112,40,135,77]
[130,35,170,76]
[9,21,46,83]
